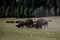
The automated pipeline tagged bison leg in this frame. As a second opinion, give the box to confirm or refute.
[44,24,49,29]
[27,25,30,28]
[44,24,46,29]
[21,25,24,28]
[46,24,49,29]
[31,25,34,28]
[39,25,42,29]
[35,26,40,29]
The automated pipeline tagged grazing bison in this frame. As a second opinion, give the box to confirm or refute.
[16,20,24,28]
[31,19,51,29]
[24,19,33,28]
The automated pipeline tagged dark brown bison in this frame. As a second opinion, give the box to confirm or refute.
[31,19,51,29]
[16,20,25,28]
[24,19,33,28]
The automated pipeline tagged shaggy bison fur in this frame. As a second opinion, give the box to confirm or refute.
[24,19,33,28]
[31,19,51,29]
[16,19,33,28]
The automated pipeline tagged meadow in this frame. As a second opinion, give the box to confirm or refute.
[0,17,60,40]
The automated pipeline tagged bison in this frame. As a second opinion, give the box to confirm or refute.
[31,19,51,29]
[24,19,33,28]
[16,20,25,28]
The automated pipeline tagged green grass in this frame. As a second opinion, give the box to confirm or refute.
[0,17,60,40]
[0,27,60,40]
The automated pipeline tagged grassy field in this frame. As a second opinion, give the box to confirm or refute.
[0,17,60,40]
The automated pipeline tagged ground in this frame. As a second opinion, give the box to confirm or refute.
[0,16,60,40]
